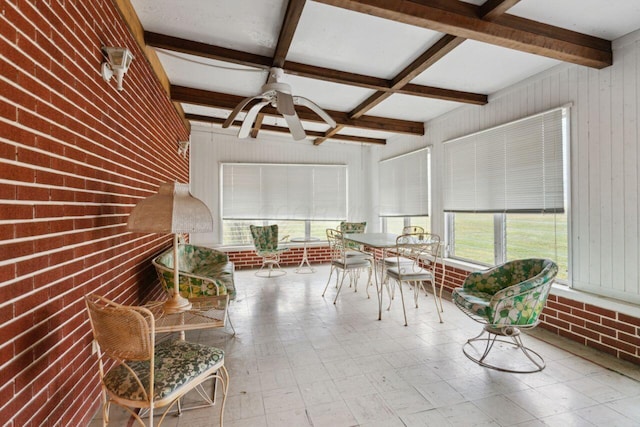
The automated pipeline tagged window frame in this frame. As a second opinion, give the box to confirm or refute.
[443,106,571,283]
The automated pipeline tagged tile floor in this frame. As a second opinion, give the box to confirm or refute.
[90,265,640,426]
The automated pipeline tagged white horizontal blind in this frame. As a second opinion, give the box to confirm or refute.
[443,108,565,213]
[221,163,347,220]
[379,147,430,217]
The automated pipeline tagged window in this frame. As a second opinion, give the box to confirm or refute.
[383,216,430,234]
[443,107,569,280]
[221,163,346,245]
[379,148,431,233]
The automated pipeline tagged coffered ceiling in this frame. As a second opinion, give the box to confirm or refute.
[128,0,640,145]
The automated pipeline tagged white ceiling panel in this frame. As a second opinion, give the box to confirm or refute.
[367,94,465,122]
[288,1,444,79]
[411,40,561,94]
[131,0,287,56]
[282,73,376,112]
[509,0,640,40]
[156,51,267,95]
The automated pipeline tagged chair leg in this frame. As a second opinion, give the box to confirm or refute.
[334,270,348,304]
[462,326,545,373]
[397,279,408,326]
[430,279,443,323]
[322,265,336,297]
[226,310,236,336]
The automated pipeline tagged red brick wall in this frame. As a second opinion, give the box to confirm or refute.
[0,1,187,426]
[228,245,331,269]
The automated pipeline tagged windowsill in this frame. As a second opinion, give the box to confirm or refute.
[199,240,328,252]
[443,258,640,318]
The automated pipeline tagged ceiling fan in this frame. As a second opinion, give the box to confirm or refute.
[223,67,337,141]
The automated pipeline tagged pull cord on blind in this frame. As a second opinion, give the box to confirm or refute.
[443,107,566,213]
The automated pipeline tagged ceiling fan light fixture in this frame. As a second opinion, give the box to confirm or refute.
[223,67,335,141]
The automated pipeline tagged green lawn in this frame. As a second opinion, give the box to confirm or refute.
[454,213,568,280]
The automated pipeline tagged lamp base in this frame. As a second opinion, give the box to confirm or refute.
[163,295,192,314]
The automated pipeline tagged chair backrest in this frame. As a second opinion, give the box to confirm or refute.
[250,224,280,252]
[155,244,228,274]
[326,228,347,263]
[463,258,558,296]
[339,222,366,250]
[395,232,441,274]
[339,221,366,234]
[85,294,154,362]
[490,259,558,327]
[402,225,425,235]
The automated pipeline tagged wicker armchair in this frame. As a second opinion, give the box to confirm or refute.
[153,244,236,300]
[452,258,558,373]
[85,294,229,426]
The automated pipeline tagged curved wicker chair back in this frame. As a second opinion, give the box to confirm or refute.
[152,244,236,300]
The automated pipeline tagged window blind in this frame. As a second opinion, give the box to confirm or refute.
[379,147,430,217]
[221,163,347,220]
[443,108,565,213]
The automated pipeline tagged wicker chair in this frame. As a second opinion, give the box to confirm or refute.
[85,294,229,426]
[452,258,558,373]
[249,224,289,277]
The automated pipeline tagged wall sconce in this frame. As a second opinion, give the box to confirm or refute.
[177,139,190,158]
[101,46,134,91]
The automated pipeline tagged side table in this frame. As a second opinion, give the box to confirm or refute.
[144,294,230,337]
[291,236,320,273]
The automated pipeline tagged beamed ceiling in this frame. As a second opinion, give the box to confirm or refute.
[123,0,640,145]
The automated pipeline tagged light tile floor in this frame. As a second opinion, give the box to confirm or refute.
[90,265,640,426]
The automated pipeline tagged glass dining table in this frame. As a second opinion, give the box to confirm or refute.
[343,232,398,320]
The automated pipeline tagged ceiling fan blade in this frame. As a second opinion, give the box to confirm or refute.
[223,95,261,128]
[294,96,337,128]
[276,90,296,116]
[238,101,269,138]
[283,112,306,141]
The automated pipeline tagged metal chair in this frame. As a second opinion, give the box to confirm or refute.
[249,224,289,277]
[85,294,229,427]
[385,232,444,326]
[322,228,373,303]
[452,258,558,373]
[402,225,425,234]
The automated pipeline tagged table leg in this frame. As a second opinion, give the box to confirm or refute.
[296,242,315,273]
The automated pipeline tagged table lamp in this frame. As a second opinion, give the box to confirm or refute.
[127,182,213,313]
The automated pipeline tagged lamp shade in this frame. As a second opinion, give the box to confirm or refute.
[127,182,213,233]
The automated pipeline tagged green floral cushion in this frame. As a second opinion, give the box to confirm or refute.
[103,340,224,402]
[339,222,366,250]
[452,258,557,327]
[249,225,289,256]
[154,244,236,300]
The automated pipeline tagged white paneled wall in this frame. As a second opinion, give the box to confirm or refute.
[189,128,376,244]
[397,29,640,304]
